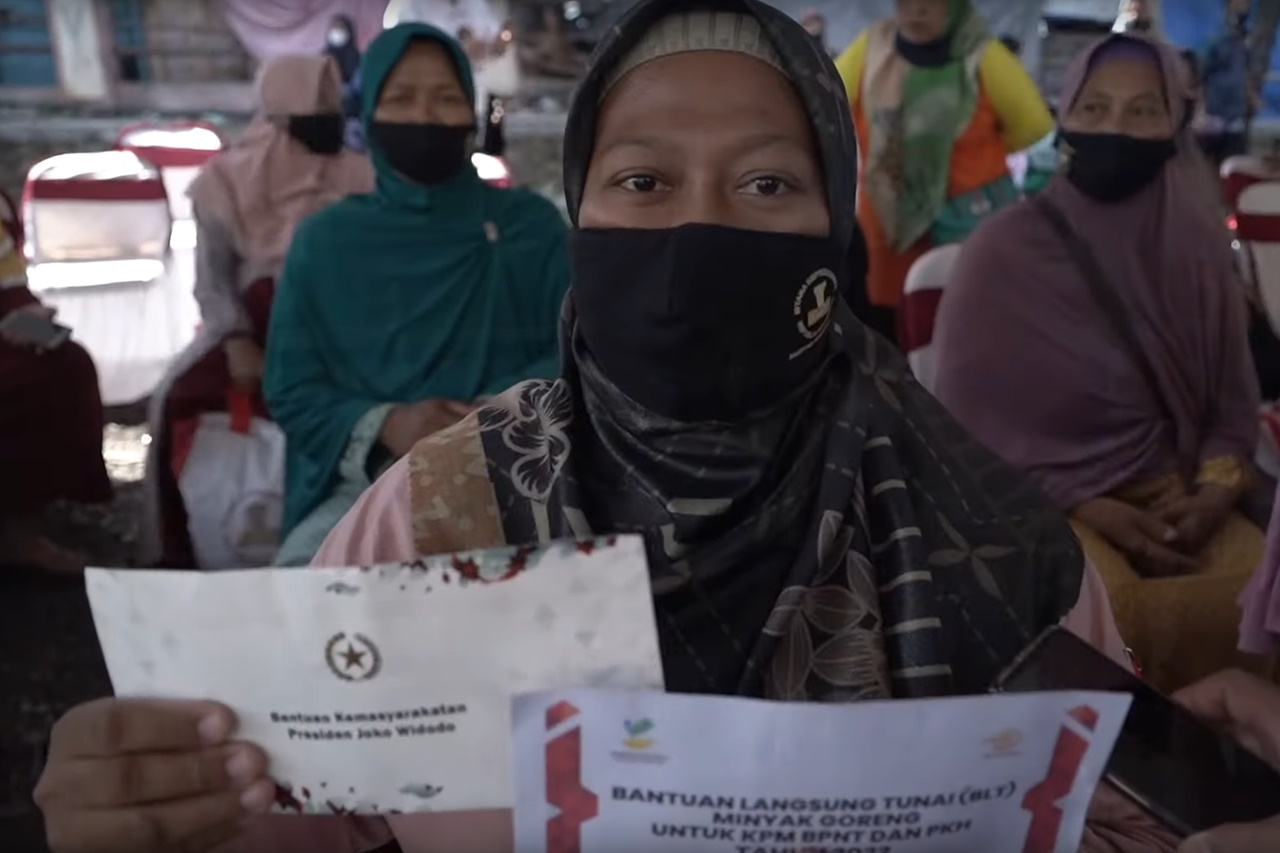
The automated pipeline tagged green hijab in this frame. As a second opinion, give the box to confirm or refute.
[264,23,569,536]
[894,0,990,250]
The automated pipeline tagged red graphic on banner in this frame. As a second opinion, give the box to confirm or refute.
[545,701,599,853]
[1020,705,1098,853]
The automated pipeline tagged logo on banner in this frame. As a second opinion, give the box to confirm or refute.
[622,718,655,750]
[983,728,1023,758]
[611,717,667,767]
[324,632,382,682]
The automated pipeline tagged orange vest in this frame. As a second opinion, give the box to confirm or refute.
[853,90,1013,308]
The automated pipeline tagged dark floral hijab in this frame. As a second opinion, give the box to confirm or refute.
[476,0,1084,701]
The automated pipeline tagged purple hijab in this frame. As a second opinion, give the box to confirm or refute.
[932,33,1258,511]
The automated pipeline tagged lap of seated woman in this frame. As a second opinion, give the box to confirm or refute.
[263,24,568,566]
[933,32,1269,692]
[140,54,374,568]
[0,215,111,576]
[32,9,1180,853]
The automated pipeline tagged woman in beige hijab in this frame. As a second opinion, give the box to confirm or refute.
[139,54,373,569]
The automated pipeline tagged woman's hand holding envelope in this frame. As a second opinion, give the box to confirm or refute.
[34,698,276,853]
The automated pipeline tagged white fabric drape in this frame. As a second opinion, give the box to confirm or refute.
[218,0,389,62]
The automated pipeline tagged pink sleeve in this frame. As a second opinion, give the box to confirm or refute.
[1061,560,1132,669]
[312,456,419,567]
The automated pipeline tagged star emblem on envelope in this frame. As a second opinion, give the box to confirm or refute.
[325,632,382,682]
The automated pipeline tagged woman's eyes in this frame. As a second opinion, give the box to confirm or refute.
[742,176,790,196]
[616,174,793,195]
[619,175,662,193]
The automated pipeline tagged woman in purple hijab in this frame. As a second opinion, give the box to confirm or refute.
[932,32,1267,692]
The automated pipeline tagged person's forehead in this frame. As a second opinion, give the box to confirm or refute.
[387,42,453,78]
[1081,56,1164,94]
[600,51,803,124]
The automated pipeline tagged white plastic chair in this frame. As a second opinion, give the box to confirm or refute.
[901,244,962,394]
[1222,154,1274,210]
[116,122,224,250]
[22,151,172,290]
[1239,181,1280,340]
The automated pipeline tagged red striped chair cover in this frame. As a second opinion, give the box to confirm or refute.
[900,244,961,393]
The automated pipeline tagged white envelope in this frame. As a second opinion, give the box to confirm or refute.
[86,535,664,815]
[512,687,1132,853]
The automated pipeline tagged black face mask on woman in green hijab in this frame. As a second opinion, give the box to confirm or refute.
[367,120,474,186]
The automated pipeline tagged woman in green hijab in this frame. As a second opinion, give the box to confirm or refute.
[264,23,569,566]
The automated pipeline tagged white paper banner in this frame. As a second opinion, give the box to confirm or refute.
[512,688,1131,853]
[86,535,664,815]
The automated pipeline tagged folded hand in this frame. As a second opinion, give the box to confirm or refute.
[1157,485,1236,555]
[1074,497,1197,577]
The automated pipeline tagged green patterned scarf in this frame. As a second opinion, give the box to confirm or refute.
[892,0,989,250]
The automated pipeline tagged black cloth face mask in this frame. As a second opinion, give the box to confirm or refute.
[368,121,474,186]
[894,32,951,67]
[1059,129,1175,203]
[571,223,847,423]
[286,113,345,155]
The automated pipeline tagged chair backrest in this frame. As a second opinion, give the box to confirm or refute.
[115,121,225,221]
[1239,180,1280,339]
[23,151,172,283]
[901,243,962,393]
[1222,154,1274,210]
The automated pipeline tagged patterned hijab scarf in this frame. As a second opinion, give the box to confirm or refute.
[477,0,1083,701]
[862,0,991,250]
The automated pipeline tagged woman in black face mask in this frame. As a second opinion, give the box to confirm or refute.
[261,24,570,568]
[34,8,1172,853]
[297,3,1170,847]
[324,14,364,133]
[324,14,361,85]
[934,34,1267,694]
[139,55,373,569]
